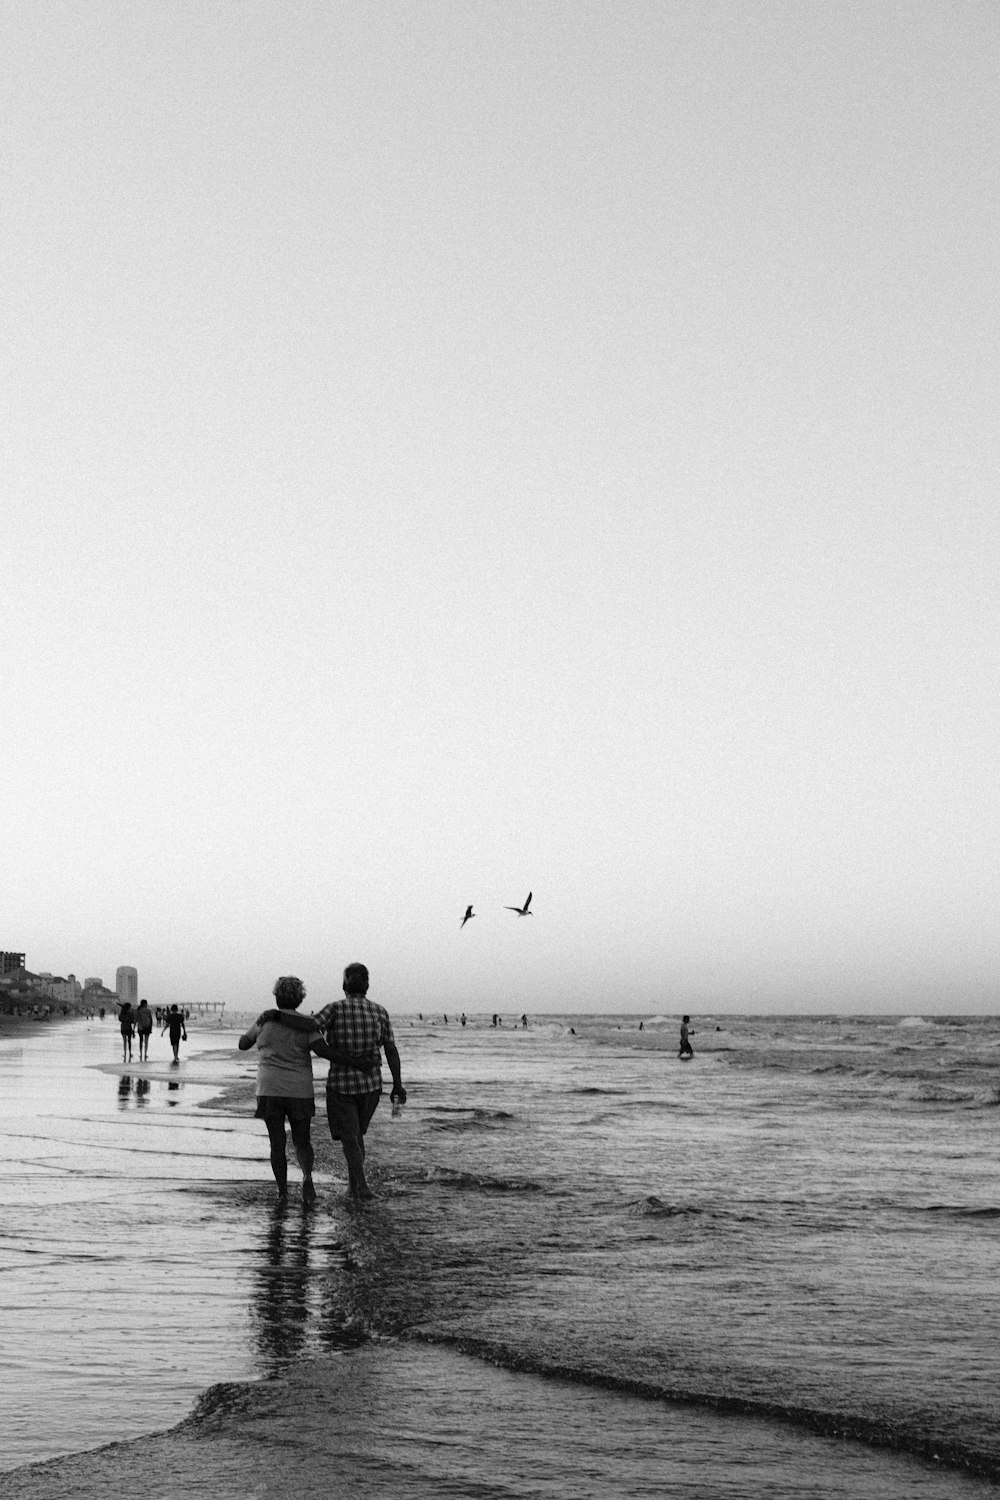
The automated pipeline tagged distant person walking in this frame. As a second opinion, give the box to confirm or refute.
[679,1015,694,1060]
[118,1003,134,1062]
[239,977,333,1206]
[162,1004,187,1063]
[263,963,405,1201]
[135,999,153,1061]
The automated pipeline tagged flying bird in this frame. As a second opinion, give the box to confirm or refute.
[504,892,533,916]
[461,905,475,928]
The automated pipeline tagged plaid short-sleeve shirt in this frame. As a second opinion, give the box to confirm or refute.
[314,995,395,1095]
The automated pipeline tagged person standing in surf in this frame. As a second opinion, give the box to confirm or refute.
[679,1015,694,1059]
[239,976,333,1206]
[261,963,405,1201]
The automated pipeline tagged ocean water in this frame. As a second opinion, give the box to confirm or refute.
[1,1012,999,1497]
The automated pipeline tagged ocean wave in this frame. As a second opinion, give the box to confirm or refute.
[416,1165,540,1193]
[414,1330,1000,1486]
[911,1082,978,1106]
[424,1106,515,1131]
[920,1205,1000,1221]
[634,1195,704,1218]
[570,1085,630,1096]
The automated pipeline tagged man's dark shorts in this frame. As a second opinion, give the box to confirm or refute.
[255,1096,316,1123]
[326,1090,381,1141]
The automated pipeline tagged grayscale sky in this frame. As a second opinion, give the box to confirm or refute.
[4,2,998,1015]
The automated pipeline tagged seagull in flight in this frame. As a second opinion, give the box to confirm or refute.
[461,905,475,928]
[504,891,533,917]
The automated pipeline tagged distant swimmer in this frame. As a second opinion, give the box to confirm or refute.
[461,905,475,928]
[679,1015,694,1060]
[504,891,533,916]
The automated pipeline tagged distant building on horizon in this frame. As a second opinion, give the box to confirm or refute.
[116,966,138,1009]
[83,979,119,1010]
[1,952,26,978]
[34,973,82,1007]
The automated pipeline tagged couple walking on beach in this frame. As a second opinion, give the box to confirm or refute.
[239,963,405,1204]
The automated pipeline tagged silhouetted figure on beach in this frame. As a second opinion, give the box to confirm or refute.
[461,1013,467,1026]
[679,1015,694,1059]
[263,964,405,1201]
[240,976,333,1205]
[135,999,153,1060]
[118,1003,134,1062]
[161,1004,187,1063]
[521,1014,528,1029]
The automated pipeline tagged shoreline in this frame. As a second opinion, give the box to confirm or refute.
[7,1336,996,1499]
[0,1011,83,1042]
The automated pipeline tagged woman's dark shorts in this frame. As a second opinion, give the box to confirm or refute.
[255,1095,316,1123]
[325,1090,381,1142]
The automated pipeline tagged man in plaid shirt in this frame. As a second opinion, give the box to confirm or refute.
[263,962,405,1200]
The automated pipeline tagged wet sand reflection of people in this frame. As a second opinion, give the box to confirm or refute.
[251,1202,317,1375]
[118,1075,132,1108]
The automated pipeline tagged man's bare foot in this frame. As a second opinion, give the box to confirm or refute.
[302,1179,317,1206]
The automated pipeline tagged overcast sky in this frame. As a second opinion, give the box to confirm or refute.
[4,2,998,1015]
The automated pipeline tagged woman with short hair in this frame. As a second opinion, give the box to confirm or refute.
[239,976,331,1205]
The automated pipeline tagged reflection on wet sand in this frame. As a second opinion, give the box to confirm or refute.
[249,1199,371,1379]
[116,1073,169,1109]
[252,1204,318,1373]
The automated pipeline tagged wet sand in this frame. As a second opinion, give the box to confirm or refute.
[7,1341,991,1500]
[0,1011,79,1041]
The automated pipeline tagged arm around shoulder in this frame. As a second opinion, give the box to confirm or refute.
[238,1023,260,1051]
[261,1008,318,1033]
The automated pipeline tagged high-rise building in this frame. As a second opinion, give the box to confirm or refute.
[1,952,26,978]
[116,966,138,1008]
